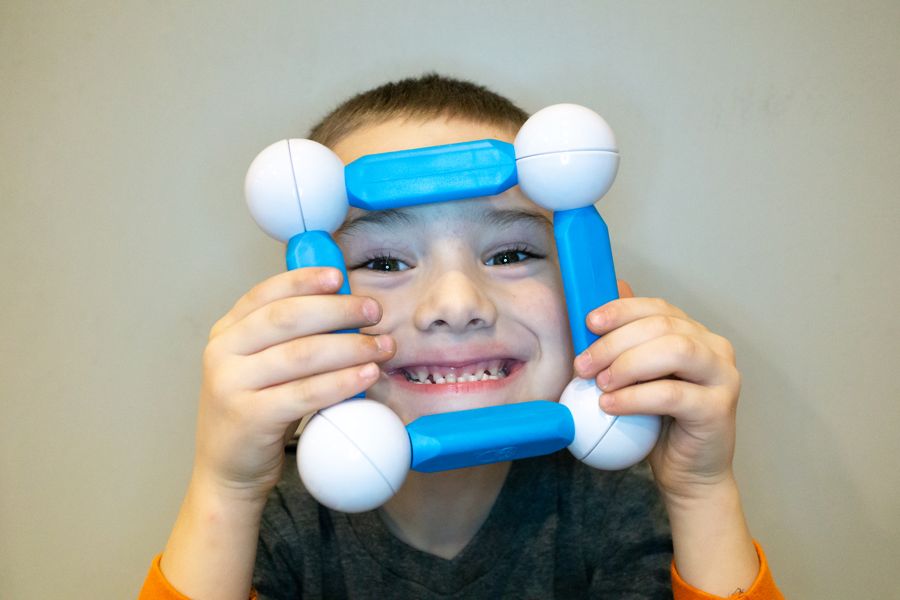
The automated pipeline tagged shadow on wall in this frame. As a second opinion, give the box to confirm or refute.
[618,250,895,597]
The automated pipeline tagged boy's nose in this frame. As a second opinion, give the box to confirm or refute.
[413,270,498,333]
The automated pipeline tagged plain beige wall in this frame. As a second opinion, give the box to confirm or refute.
[2,1,898,597]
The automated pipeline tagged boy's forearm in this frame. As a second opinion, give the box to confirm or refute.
[159,476,267,600]
[664,474,759,596]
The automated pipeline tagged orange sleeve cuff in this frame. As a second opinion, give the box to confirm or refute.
[141,544,780,600]
[671,541,783,600]
[138,553,258,600]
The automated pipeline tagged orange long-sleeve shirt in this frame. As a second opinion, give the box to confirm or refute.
[139,541,782,599]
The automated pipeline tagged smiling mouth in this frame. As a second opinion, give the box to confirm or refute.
[397,359,515,385]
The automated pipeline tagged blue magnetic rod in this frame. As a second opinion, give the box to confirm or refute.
[345,139,518,210]
[288,138,619,470]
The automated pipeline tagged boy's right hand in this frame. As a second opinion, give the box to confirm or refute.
[192,266,395,503]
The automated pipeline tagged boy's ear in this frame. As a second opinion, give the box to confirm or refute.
[617,279,635,298]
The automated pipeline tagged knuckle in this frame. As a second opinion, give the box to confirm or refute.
[204,364,236,400]
[244,278,275,309]
[284,339,314,366]
[650,314,679,335]
[290,376,327,408]
[202,340,224,369]
[726,364,742,390]
[661,380,683,409]
[591,342,608,365]
[651,297,671,313]
[222,392,252,425]
[672,334,697,359]
[244,283,264,307]
[291,377,316,404]
[266,299,298,331]
[718,335,737,362]
[208,317,226,341]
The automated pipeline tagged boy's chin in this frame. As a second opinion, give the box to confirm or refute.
[381,394,519,425]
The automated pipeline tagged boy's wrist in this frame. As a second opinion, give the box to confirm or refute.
[660,469,740,514]
[663,473,760,596]
[187,466,275,510]
[160,475,268,600]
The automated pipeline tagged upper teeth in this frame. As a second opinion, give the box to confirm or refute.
[403,361,508,384]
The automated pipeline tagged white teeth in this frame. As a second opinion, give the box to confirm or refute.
[434,375,446,384]
[444,374,456,383]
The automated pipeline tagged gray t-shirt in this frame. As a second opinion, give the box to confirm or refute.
[254,447,673,599]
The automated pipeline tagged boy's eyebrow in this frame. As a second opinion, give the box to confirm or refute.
[336,206,552,237]
[482,207,552,231]
[335,207,419,237]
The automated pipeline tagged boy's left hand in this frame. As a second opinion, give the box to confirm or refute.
[573,281,742,503]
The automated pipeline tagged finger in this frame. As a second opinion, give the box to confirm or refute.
[283,418,303,445]
[596,334,737,391]
[586,297,692,337]
[617,279,635,299]
[599,379,717,425]
[240,333,395,390]
[260,362,383,422]
[575,314,705,378]
[215,294,382,355]
[212,268,344,336]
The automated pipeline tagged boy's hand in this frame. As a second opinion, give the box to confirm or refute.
[193,266,396,503]
[572,281,742,503]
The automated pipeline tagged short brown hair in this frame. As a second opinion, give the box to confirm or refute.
[308,73,528,148]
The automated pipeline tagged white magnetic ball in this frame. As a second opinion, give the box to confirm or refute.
[244,139,349,242]
[514,104,620,211]
[560,377,661,470]
[297,400,411,513]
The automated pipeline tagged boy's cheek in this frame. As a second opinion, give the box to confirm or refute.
[511,285,575,382]
[513,282,570,334]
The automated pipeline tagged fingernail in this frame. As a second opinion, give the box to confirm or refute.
[374,335,394,353]
[589,311,605,329]
[575,351,592,373]
[597,369,611,390]
[362,299,380,323]
[359,363,379,379]
[600,392,615,410]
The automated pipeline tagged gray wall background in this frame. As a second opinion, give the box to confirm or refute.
[2,1,898,598]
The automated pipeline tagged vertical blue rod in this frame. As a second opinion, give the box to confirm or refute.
[553,207,619,356]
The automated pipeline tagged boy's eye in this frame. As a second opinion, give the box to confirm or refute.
[361,256,410,272]
[485,248,541,266]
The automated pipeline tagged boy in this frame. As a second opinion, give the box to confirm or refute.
[141,74,782,599]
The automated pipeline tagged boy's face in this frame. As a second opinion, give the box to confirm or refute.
[332,117,574,424]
